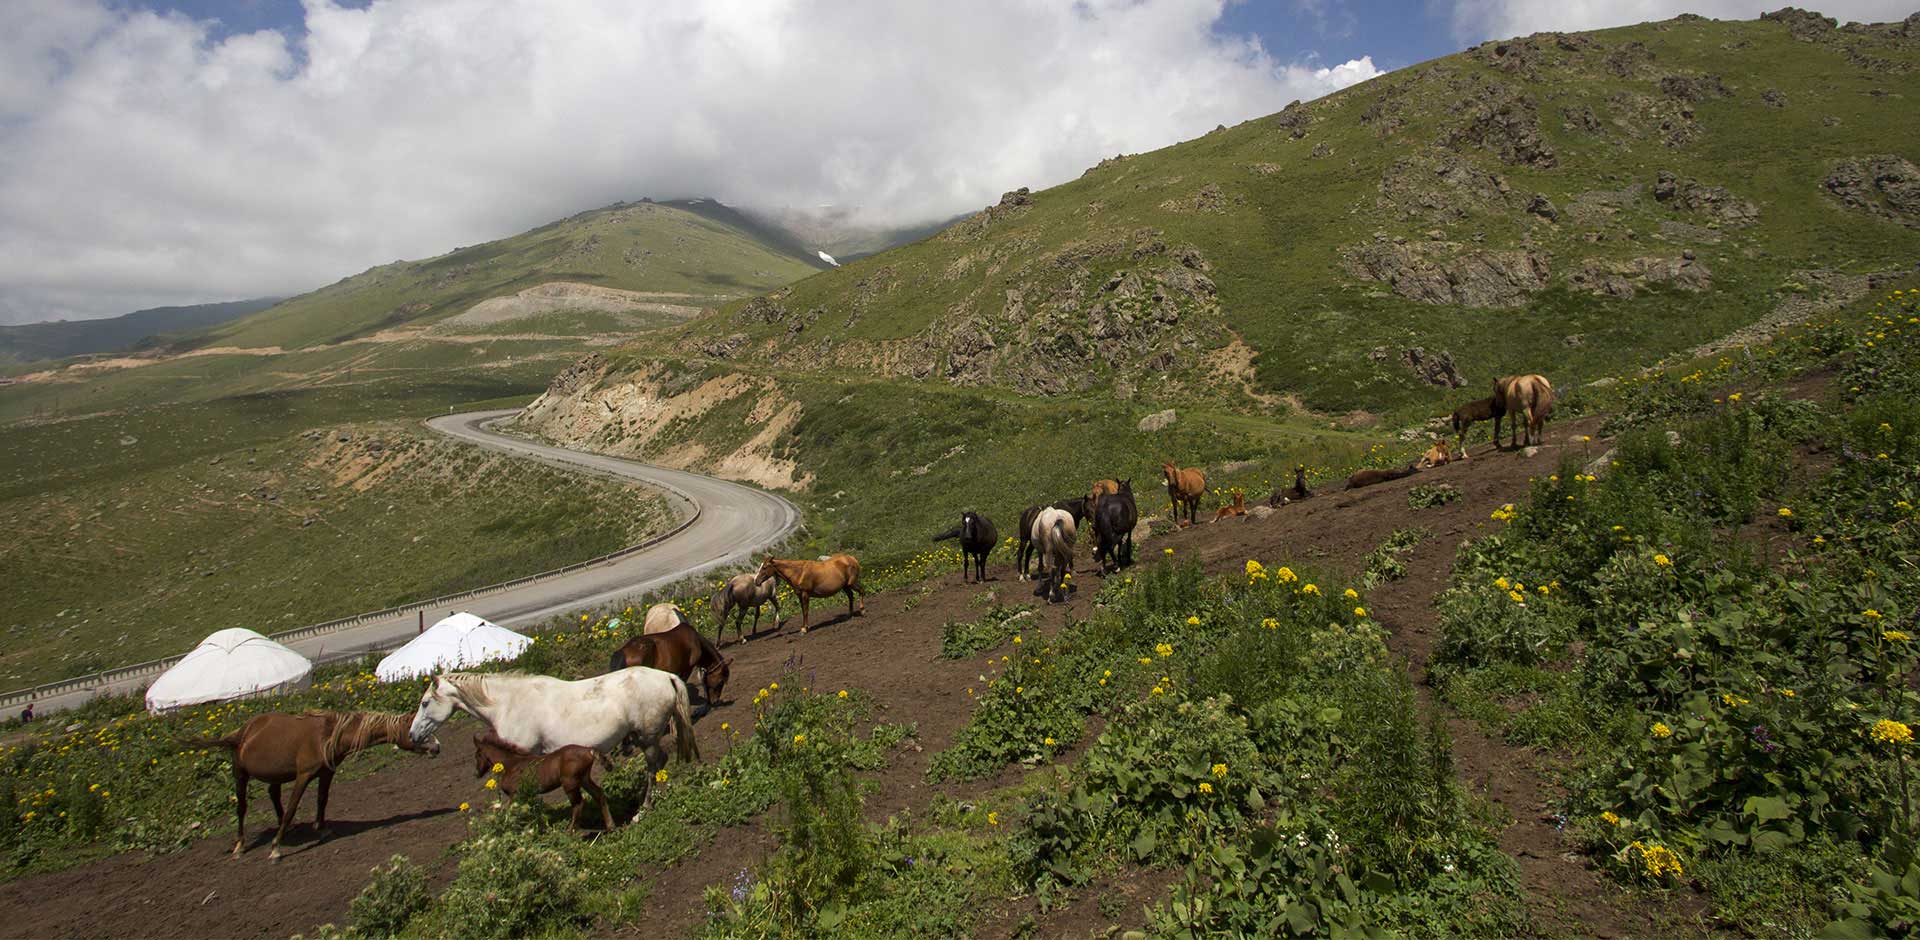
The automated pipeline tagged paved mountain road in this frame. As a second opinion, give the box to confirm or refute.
[18,410,799,714]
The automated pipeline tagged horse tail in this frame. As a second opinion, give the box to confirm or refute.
[669,675,700,763]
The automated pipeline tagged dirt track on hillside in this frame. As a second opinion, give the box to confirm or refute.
[0,416,1692,939]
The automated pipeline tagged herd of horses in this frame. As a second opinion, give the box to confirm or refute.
[194,373,1553,859]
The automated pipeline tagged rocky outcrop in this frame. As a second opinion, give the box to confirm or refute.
[1653,171,1760,225]
[1137,410,1178,432]
[1159,183,1239,213]
[1442,81,1557,168]
[1274,100,1314,139]
[1374,150,1515,223]
[1371,346,1468,387]
[1761,7,1837,42]
[1659,73,1732,102]
[1343,239,1549,308]
[1566,255,1712,298]
[1823,155,1920,226]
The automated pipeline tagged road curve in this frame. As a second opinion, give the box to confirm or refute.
[18,410,799,714]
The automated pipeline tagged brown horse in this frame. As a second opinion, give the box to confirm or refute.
[1494,374,1555,448]
[1346,463,1420,490]
[757,554,865,633]
[1450,396,1502,457]
[1418,439,1455,468]
[184,711,441,861]
[608,622,733,710]
[472,733,614,830]
[1162,462,1206,528]
[1213,491,1246,521]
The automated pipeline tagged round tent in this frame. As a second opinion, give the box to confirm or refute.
[375,612,530,681]
[145,628,313,714]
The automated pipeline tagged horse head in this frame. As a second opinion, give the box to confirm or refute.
[1161,461,1178,482]
[703,656,733,704]
[755,555,781,585]
[961,512,980,543]
[1118,478,1132,494]
[409,675,460,746]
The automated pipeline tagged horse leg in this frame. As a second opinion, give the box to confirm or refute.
[567,784,585,829]
[798,594,811,634]
[315,770,334,840]
[269,773,315,862]
[232,771,250,858]
[585,778,614,830]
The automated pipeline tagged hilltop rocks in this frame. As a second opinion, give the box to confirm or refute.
[1566,255,1712,298]
[1823,155,1920,226]
[998,187,1033,209]
[1654,171,1760,225]
[1274,100,1314,138]
[1343,240,1549,308]
[1372,346,1468,388]
[1761,7,1837,41]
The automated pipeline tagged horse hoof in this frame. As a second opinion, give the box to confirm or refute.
[268,850,282,863]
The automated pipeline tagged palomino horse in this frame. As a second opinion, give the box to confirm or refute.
[639,602,691,636]
[1162,462,1206,528]
[408,670,698,777]
[711,573,780,644]
[185,711,441,861]
[1346,463,1420,490]
[1450,396,1503,457]
[609,621,733,713]
[1017,497,1087,580]
[1030,507,1077,603]
[932,511,998,583]
[757,554,865,633]
[472,733,614,830]
[1092,480,1137,573]
[1494,374,1555,448]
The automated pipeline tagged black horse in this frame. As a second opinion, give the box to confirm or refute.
[1017,497,1087,580]
[932,511,999,583]
[1269,465,1312,508]
[1092,480,1137,573]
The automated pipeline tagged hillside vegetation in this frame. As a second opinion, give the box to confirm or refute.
[0,298,279,367]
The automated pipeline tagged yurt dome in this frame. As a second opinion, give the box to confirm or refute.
[145,628,313,713]
[375,612,530,681]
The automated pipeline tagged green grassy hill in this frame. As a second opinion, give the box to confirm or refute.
[653,11,1919,421]
[0,298,281,366]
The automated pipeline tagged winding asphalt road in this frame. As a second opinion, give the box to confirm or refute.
[15,410,799,715]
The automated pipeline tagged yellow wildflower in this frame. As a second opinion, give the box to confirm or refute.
[1353,607,1368,618]
[987,811,1000,826]
[1211,763,1228,778]
[1777,507,1793,518]
[1044,737,1055,747]
[1601,811,1621,826]
[1302,583,1320,596]
[1886,631,1912,643]
[1654,554,1671,567]
[1495,577,1511,590]
[485,779,498,790]
[1344,588,1359,600]
[491,762,505,774]
[1871,719,1913,745]
[1156,643,1174,658]
[1198,782,1214,794]
[656,768,670,783]
[793,733,807,745]
[1152,686,1164,695]
[1261,618,1279,629]
[1651,722,1673,739]
[1275,566,1297,583]
[1863,609,1883,619]
[837,689,848,699]
[459,802,471,812]
[1509,590,1526,603]
[1164,548,1174,555]
[1186,616,1200,625]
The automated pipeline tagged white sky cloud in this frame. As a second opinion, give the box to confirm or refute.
[1447,0,1917,43]
[0,0,1384,323]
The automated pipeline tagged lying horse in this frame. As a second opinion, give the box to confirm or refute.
[1092,480,1137,573]
[1162,461,1206,527]
[1030,507,1077,603]
[408,670,698,776]
[1269,465,1312,508]
[1418,439,1456,468]
[609,621,732,713]
[473,733,614,829]
[185,711,441,861]
[1214,491,1247,521]
[711,572,780,645]
[1346,463,1420,490]
[932,511,998,583]
[1451,396,1503,457]
[1017,497,1087,580]
[1495,374,1555,448]
[757,554,865,633]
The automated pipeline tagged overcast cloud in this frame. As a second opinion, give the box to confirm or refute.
[0,0,1384,324]
[1448,0,1917,43]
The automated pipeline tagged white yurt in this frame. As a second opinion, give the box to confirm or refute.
[145,628,314,714]
[375,612,530,681]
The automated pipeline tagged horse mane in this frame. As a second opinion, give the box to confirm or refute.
[322,712,411,769]
[442,672,498,706]
[475,730,532,756]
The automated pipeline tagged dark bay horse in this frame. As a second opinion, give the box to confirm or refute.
[1092,480,1137,573]
[609,622,732,711]
[757,554,866,633]
[932,511,999,583]
[1346,463,1420,490]
[472,733,614,830]
[185,711,441,861]
[1017,497,1087,580]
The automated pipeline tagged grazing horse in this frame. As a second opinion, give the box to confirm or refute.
[408,670,698,778]
[1419,439,1456,468]
[1214,491,1247,521]
[184,711,441,861]
[1088,479,1121,518]
[472,733,614,830]
[1494,374,1555,448]
[640,602,691,636]
[1017,497,1088,580]
[1162,462,1207,528]
[1030,507,1077,603]
[757,554,865,633]
[932,511,999,583]
[1450,396,1503,457]
[608,622,732,713]
[1092,480,1137,573]
[710,573,780,645]
[1346,463,1420,490]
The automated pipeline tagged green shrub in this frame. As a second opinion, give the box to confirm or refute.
[346,855,432,938]
[939,605,1034,659]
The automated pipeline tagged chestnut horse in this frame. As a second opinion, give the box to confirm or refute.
[1213,491,1246,521]
[608,621,732,711]
[757,554,865,633]
[1418,439,1455,468]
[184,711,442,861]
[1494,374,1555,448]
[1162,461,1206,527]
[472,733,614,830]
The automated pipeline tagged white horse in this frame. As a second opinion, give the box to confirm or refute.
[407,670,699,776]
[639,601,691,636]
[710,572,780,645]
[1030,507,1076,604]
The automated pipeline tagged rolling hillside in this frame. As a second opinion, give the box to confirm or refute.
[0,297,280,366]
